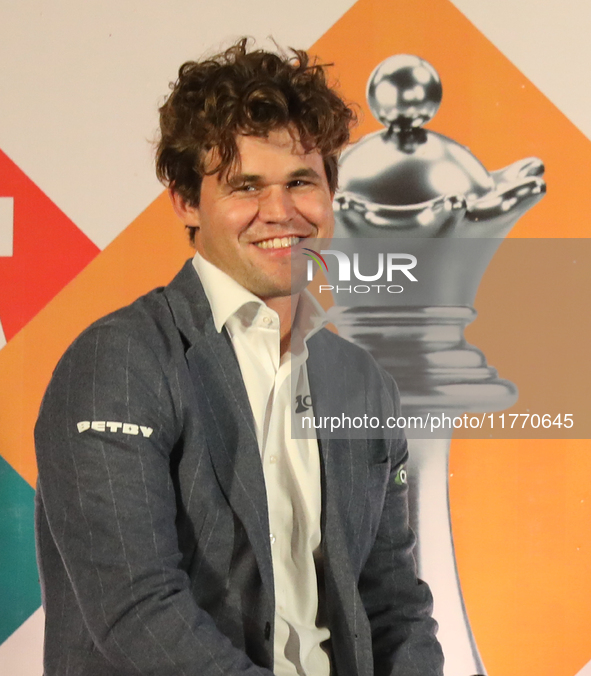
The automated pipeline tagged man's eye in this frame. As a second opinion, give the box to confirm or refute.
[234,184,257,193]
[289,179,311,188]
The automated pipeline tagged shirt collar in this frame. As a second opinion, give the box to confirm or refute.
[193,251,264,333]
[192,251,328,342]
[292,288,328,348]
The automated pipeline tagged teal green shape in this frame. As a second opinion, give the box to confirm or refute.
[0,455,41,644]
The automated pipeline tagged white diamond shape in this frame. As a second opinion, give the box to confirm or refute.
[0,197,14,257]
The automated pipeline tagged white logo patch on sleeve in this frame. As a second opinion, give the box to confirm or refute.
[77,421,153,438]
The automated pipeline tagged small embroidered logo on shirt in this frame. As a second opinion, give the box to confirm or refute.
[77,421,153,437]
[394,466,407,485]
[295,394,313,413]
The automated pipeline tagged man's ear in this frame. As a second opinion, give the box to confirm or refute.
[168,190,200,227]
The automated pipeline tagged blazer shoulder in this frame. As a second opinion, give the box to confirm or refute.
[64,258,200,359]
[39,287,189,424]
[37,285,187,439]
[69,279,189,364]
[88,287,175,341]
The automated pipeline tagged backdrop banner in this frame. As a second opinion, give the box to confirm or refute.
[1,2,589,675]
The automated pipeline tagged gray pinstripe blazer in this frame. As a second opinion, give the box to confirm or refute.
[35,259,443,676]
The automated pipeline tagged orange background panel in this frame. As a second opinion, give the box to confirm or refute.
[309,1,591,675]
[461,238,591,439]
[0,193,192,487]
[450,440,591,676]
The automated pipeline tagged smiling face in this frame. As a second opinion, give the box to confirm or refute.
[171,128,335,301]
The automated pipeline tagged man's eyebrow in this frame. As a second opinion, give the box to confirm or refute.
[288,168,322,181]
[226,173,263,187]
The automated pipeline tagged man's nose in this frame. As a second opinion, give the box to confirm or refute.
[258,187,294,223]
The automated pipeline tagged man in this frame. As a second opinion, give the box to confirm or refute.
[35,39,444,676]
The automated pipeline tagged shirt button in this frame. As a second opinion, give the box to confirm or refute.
[263,316,272,325]
[269,455,277,464]
[270,533,276,544]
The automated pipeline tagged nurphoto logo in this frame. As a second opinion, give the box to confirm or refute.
[303,248,418,294]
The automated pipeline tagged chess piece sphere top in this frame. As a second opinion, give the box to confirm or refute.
[367,54,442,130]
[336,52,545,234]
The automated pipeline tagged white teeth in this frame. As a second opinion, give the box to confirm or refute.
[256,236,300,250]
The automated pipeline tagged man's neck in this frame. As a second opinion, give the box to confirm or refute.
[264,294,299,356]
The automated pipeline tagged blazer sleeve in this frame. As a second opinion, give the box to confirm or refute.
[35,324,273,676]
[357,375,445,676]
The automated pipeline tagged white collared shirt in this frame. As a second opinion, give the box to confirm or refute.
[193,252,331,676]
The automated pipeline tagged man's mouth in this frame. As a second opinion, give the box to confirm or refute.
[254,236,301,250]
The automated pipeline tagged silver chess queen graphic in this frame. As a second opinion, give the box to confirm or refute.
[329,54,546,676]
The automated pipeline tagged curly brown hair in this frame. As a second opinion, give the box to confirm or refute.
[156,38,356,224]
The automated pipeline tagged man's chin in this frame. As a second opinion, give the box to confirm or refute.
[242,270,309,300]
[254,285,300,301]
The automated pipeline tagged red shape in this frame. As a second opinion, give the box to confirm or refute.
[0,149,99,340]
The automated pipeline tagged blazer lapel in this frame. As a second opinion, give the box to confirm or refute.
[307,331,381,676]
[164,260,274,595]
[307,333,374,676]
[306,331,363,574]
